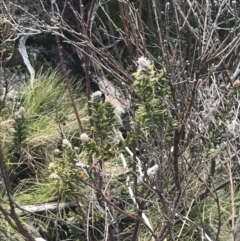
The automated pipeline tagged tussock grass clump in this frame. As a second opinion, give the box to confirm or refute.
[22,72,87,150]
[1,71,87,168]
[0,71,90,240]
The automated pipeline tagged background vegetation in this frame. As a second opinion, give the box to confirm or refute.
[1,0,240,241]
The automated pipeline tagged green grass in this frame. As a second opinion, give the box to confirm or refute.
[0,71,89,240]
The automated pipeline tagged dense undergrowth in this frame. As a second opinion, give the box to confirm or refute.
[0,66,240,241]
[1,0,240,241]
[0,73,89,240]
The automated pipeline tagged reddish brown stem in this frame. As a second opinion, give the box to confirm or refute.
[67,181,92,241]
[0,148,36,241]
[50,0,84,134]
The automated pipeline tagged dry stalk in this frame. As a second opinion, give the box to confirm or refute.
[226,150,235,241]
[0,147,36,241]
